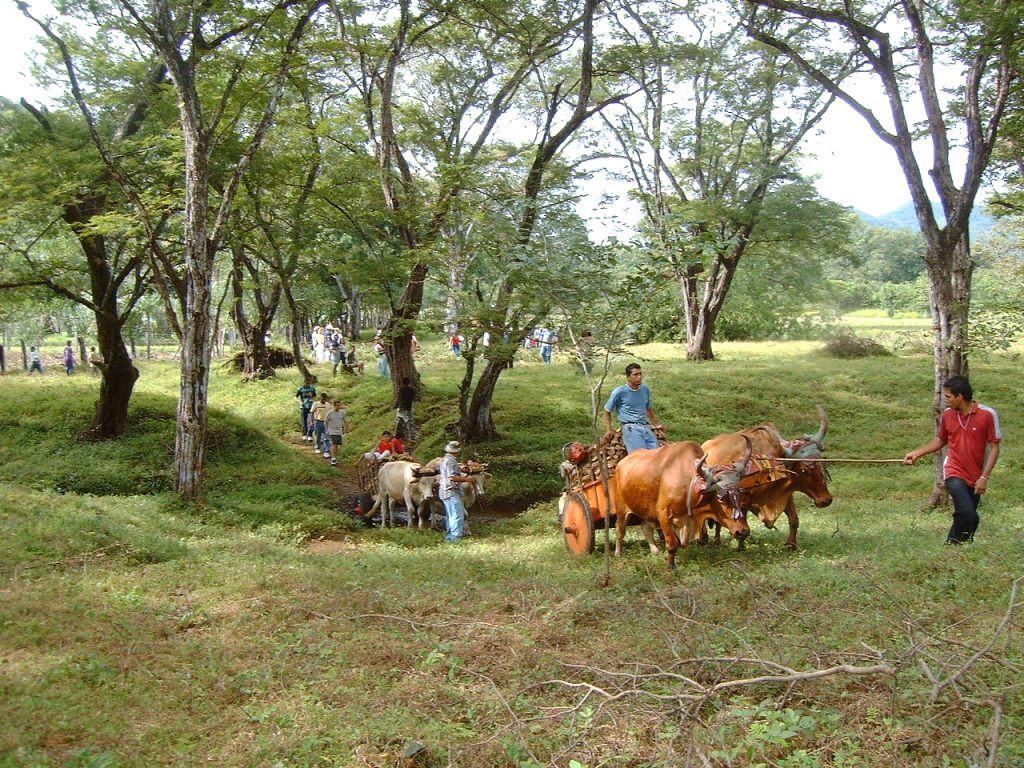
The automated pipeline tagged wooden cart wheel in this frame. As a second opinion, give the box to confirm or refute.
[562,492,595,555]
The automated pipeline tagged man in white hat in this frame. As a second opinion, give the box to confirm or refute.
[438,440,474,542]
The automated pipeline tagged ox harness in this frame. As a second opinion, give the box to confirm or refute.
[686,453,806,519]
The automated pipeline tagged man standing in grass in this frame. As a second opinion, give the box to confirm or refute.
[310,393,331,457]
[603,363,663,453]
[904,375,1002,544]
[63,341,76,375]
[324,399,349,467]
[438,441,474,543]
[295,376,317,442]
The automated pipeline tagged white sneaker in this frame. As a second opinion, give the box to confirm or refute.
[323,452,330,458]
[330,459,337,466]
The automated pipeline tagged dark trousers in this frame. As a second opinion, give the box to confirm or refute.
[945,476,980,543]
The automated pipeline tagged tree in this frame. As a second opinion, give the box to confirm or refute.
[746,0,1021,500]
[458,0,636,440]
[602,2,845,359]
[119,0,325,500]
[0,43,168,439]
[326,0,615,416]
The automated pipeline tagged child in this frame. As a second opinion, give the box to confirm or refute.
[363,430,405,462]
[310,393,331,456]
[28,346,43,375]
[324,400,349,466]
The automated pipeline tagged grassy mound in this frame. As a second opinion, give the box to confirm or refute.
[1,337,1022,766]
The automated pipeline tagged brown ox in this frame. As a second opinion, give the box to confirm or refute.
[612,441,751,568]
[701,406,832,549]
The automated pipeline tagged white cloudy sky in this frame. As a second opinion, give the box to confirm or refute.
[0,2,922,222]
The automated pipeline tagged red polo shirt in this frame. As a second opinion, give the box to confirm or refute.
[938,403,1001,485]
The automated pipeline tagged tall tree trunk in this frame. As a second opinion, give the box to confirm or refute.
[923,233,973,504]
[462,357,508,441]
[230,247,277,380]
[87,327,139,441]
[382,261,427,399]
[173,123,213,502]
[281,279,313,380]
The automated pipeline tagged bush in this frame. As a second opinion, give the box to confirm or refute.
[822,331,891,358]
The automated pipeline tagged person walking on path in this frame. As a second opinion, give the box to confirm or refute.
[63,341,76,375]
[904,375,1002,544]
[329,328,346,376]
[540,327,555,364]
[395,376,418,442]
[603,363,663,454]
[373,332,390,378]
[295,376,317,442]
[310,392,331,457]
[28,346,44,375]
[324,399,349,466]
[437,440,475,543]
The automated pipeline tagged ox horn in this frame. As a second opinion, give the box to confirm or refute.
[738,433,753,474]
[697,453,719,490]
[806,405,829,448]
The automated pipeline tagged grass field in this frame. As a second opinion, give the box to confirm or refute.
[1,336,1022,767]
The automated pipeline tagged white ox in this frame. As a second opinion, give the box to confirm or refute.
[366,460,425,528]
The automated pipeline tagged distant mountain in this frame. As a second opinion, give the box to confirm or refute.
[858,200,994,235]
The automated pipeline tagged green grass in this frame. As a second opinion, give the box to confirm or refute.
[1,336,1022,767]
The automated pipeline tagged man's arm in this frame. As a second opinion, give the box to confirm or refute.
[975,442,1000,494]
[603,409,615,442]
[646,407,662,429]
[904,436,946,464]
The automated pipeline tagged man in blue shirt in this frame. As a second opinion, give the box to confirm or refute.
[603,363,662,453]
[438,441,474,542]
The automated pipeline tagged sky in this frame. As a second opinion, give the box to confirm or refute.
[0,2,922,223]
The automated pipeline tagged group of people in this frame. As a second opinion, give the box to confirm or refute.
[26,341,104,376]
[295,372,419,467]
[310,325,364,377]
[602,362,1003,547]
[524,326,557,364]
[296,377,349,466]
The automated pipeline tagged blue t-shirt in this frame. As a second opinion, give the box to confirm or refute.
[296,384,317,411]
[605,383,652,425]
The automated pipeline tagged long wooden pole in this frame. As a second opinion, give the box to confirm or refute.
[774,457,906,464]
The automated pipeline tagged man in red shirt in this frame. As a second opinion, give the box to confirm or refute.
[904,376,1002,544]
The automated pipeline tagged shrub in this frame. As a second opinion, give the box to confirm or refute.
[822,331,891,358]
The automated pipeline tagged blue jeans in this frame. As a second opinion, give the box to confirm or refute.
[622,423,659,453]
[541,345,552,364]
[945,476,980,543]
[300,409,313,436]
[377,355,390,378]
[313,421,326,451]
[442,495,467,542]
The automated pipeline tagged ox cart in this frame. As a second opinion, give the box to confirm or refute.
[559,429,664,555]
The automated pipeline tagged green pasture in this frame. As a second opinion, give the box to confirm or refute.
[1,336,1022,767]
